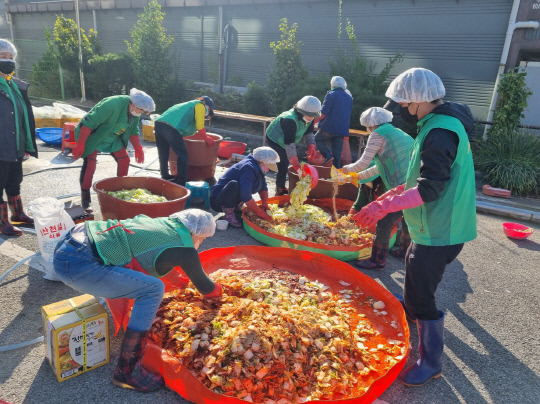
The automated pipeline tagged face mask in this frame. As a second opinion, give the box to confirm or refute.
[130,107,142,117]
[0,61,15,75]
[400,105,419,125]
[303,115,315,123]
[260,164,269,174]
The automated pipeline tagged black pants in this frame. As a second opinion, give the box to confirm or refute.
[0,159,23,204]
[315,130,344,168]
[374,210,402,244]
[155,121,188,186]
[266,137,289,189]
[210,180,241,212]
[404,242,464,321]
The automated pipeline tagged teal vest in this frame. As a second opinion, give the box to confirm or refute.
[266,109,311,149]
[372,123,414,190]
[86,215,193,277]
[156,100,201,137]
[404,114,477,246]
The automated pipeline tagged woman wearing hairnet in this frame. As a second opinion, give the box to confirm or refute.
[342,107,413,269]
[72,88,155,211]
[154,96,215,186]
[266,96,321,196]
[0,39,38,236]
[314,76,353,168]
[52,209,223,392]
[354,68,477,387]
[210,147,277,227]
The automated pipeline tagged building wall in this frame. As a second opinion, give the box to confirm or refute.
[5,0,516,120]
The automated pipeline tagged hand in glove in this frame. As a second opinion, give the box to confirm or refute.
[313,114,325,124]
[129,135,144,164]
[204,283,223,299]
[197,128,215,147]
[306,144,316,159]
[289,156,301,172]
[354,186,424,228]
[341,165,353,174]
[376,183,406,201]
[246,199,272,221]
[72,125,91,160]
[259,190,270,211]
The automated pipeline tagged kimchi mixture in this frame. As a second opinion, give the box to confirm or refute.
[149,269,407,403]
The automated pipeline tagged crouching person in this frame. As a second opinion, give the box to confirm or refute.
[52,209,223,392]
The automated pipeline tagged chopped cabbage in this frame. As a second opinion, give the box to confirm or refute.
[107,188,168,203]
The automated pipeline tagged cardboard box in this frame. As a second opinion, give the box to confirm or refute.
[42,294,110,382]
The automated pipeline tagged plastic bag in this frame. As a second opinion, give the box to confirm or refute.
[26,197,75,281]
[52,102,86,119]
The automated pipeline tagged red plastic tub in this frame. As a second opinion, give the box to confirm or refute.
[93,176,190,220]
[218,140,247,159]
[185,133,223,181]
[502,222,533,239]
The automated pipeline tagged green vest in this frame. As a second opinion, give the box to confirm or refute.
[155,100,201,137]
[86,215,194,277]
[266,109,311,149]
[75,95,140,157]
[404,114,477,246]
[0,77,34,154]
[372,123,414,190]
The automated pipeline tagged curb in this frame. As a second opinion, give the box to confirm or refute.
[476,200,540,224]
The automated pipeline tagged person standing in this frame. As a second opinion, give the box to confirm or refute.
[154,96,216,186]
[72,88,155,211]
[314,76,353,167]
[210,147,278,227]
[354,68,477,386]
[342,107,413,270]
[0,39,38,236]
[266,95,321,196]
[53,209,223,392]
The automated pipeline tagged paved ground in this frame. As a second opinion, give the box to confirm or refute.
[1,133,539,404]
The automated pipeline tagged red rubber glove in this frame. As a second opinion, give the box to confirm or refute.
[348,208,359,217]
[307,144,316,159]
[129,135,144,164]
[314,113,326,124]
[72,125,91,160]
[246,199,272,221]
[259,190,270,211]
[204,283,223,299]
[197,128,215,147]
[376,183,406,201]
[289,156,301,172]
[354,187,424,228]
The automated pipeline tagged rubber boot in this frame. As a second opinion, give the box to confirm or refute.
[222,206,242,228]
[8,195,33,225]
[275,187,289,196]
[112,328,163,392]
[0,202,22,236]
[400,310,445,387]
[354,241,388,270]
[392,293,417,324]
[81,189,92,212]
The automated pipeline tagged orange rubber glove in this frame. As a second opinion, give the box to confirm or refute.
[259,190,269,211]
[204,283,223,299]
[246,199,272,221]
[72,126,91,160]
[129,135,144,164]
[197,128,215,147]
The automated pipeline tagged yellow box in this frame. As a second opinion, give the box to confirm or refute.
[35,118,62,128]
[42,294,110,383]
[61,117,81,126]
[142,123,155,142]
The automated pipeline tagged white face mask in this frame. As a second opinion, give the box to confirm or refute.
[303,115,315,123]
[260,164,270,174]
[131,111,142,117]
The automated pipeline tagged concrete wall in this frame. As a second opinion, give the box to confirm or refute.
[5,0,516,120]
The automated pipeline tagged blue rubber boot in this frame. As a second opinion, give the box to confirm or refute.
[400,310,445,386]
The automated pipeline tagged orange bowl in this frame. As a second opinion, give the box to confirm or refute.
[218,140,247,159]
[502,222,533,239]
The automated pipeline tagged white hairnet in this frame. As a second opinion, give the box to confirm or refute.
[129,88,156,113]
[0,39,17,58]
[295,95,322,117]
[253,147,280,165]
[170,209,216,238]
[360,107,393,128]
[385,68,445,103]
[331,76,347,90]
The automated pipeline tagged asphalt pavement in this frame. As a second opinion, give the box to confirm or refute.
[1,132,539,404]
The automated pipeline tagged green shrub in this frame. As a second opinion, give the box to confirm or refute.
[30,30,62,99]
[202,89,244,113]
[85,53,134,99]
[279,74,329,113]
[474,129,540,196]
[243,81,271,116]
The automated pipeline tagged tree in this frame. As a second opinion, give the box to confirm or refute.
[267,18,308,113]
[126,0,177,111]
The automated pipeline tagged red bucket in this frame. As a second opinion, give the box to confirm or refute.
[218,140,247,159]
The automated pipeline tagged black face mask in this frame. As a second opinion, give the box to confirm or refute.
[400,105,419,125]
[0,61,15,75]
